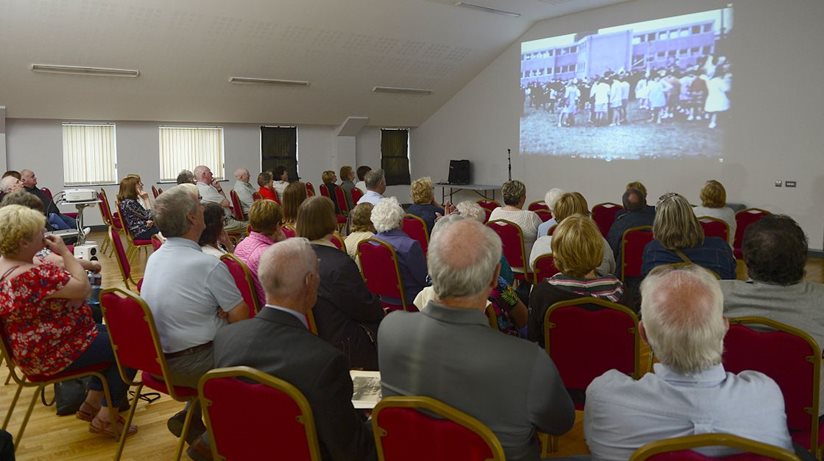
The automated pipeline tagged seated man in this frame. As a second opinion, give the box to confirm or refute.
[585,264,792,460]
[357,169,386,206]
[606,187,655,275]
[20,168,77,230]
[722,214,824,415]
[193,165,246,233]
[231,167,255,216]
[379,215,575,461]
[205,238,376,461]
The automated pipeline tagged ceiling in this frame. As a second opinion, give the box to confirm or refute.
[0,0,630,127]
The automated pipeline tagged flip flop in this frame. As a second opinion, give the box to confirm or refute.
[89,416,138,439]
[76,401,98,422]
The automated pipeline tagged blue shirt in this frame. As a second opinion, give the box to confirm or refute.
[641,237,736,279]
[537,218,557,238]
[373,229,428,305]
[405,203,444,235]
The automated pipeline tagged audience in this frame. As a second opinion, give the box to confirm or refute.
[536,187,565,237]
[117,174,160,241]
[406,176,444,234]
[355,165,371,193]
[231,168,255,216]
[198,202,234,258]
[606,187,656,277]
[585,264,793,460]
[272,165,290,198]
[357,169,386,206]
[194,165,245,233]
[176,169,196,185]
[282,181,308,229]
[642,192,736,279]
[20,168,77,230]
[321,170,341,213]
[0,174,22,200]
[344,203,375,259]
[693,179,736,244]
[379,215,574,461]
[455,200,515,284]
[234,199,285,304]
[371,196,427,306]
[339,165,357,210]
[489,180,542,267]
[257,171,277,202]
[297,196,383,370]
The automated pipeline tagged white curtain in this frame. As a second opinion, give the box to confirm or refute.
[159,127,224,181]
[62,124,117,185]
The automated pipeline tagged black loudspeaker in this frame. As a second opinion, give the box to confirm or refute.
[448,160,471,185]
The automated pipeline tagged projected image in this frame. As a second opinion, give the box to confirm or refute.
[520,7,733,159]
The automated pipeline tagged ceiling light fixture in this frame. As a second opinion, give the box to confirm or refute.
[228,76,310,87]
[372,86,433,96]
[454,2,521,17]
[31,64,140,77]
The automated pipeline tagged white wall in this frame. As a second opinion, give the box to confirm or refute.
[412,0,824,250]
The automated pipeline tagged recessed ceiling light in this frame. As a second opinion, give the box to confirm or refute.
[31,64,139,77]
[228,76,310,87]
[454,2,520,17]
[372,86,433,95]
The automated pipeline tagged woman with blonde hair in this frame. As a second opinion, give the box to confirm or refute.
[642,192,735,279]
[117,174,160,240]
[282,181,308,229]
[406,177,445,234]
[344,203,375,258]
[234,199,285,303]
[693,180,736,244]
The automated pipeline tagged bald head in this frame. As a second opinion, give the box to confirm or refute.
[258,238,319,306]
[622,188,646,212]
[20,169,37,188]
[234,168,250,182]
[428,215,501,299]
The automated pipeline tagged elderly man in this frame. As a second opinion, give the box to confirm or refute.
[140,185,249,443]
[379,215,575,461]
[606,187,655,274]
[193,165,246,233]
[0,174,23,200]
[722,215,824,414]
[19,169,77,230]
[197,238,376,461]
[231,167,255,216]
[585,265,792,460]
[356,169,386,206]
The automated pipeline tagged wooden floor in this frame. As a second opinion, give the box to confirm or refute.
[2,231,823,460]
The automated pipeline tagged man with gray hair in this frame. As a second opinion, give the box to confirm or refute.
[231,167,255,216]
[356,168,386,206]
[584,264,792,460]
[378,215,574,461]
[194,165,246,233]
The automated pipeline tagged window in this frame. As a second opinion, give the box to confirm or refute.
[380,129,410,186]
[704,24,712,33]
[261,126,298,181]
[692,25,701,34]
[62,123,117,185]
[570,46,577,53]
[159,126,224,182]
[632,36,642,45]
[648,33,656,42]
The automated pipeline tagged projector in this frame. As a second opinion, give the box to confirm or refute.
[63,189,97,202]
[73,242,99,261]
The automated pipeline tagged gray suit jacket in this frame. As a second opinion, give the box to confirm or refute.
[214,307,376,461]
[378,301,575,461]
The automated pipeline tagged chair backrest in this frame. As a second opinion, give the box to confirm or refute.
[484,304,498,330]
[220,254,262,316]
[592,202,623,237]
[723,317,820,451]
[545,298,640,398]
[229,190,245,221]
[527,200,550,212]
[282,225,296,239]
[199,366,322,461]
[698,216,730,243]
[486,219,528,272]
[319,183,330,198]
[334,186,350,213]
[41,187,53,203]
[534,209,552,222]
[351,187,364,204]
[372,396,506,461]
[630,433,801,461]
[151,185,160,198]
[477,200,499,222]
[620,225,654,280]
[532,254,560,283]
[151,234,164,250]
[402,214,429,255]
[109,226,135,289]
[357,238,408,311]
[98,189,121,230]
[252,191,262,201]
[329,234,344,250]
[733,208,770,258]
[305,182,315,197]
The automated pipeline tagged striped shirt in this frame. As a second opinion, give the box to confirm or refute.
[546,273,624,302]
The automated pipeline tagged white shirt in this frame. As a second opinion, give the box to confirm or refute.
[273,180,289,198]
[357,190,383,206]
[355,181,367,193]
[693,206,737,245]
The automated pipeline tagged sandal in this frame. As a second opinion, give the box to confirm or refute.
[76,401,99,422]
[89,416,138,439]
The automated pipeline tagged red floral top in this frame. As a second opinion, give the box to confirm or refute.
[0,263,97,377]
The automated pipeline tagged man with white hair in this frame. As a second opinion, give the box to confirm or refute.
[379,215,574,461]
[356,169,386,206]
[193,165,245,232]
[231,167,255,216]
[537,187,564,237]
[584,264,792,460]
[0,175,22,200]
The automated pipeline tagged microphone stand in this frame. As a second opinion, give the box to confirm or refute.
[507,149,512,181]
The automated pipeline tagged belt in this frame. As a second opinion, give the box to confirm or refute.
[164,341,213,360]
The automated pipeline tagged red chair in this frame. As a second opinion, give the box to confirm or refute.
[698,216,730,243]
[252,192,262,201]
[151,185,160,198]
[544,297,640,409]
[357,238,414,312]
[630,433,800,461]
[282,225,296,239]
[723,317,821,456]
[150,234,164,251]
[41,186,53,202]
[97,190,118,256]
[476,200,500,224]
[220,254,262,317]
[528,200,550,212]
[372,396,505,461]
[329,233,345,250]
[733,208,770,259]
[100,288,200,461]
[532,254,560,284]
[620,226,654,281]
[351,187,364,205]
[115,200,154,260]
[335,186,351,214]
[199,366,322,461]
[109,227,141,291]
[402,214,429,255]
[229,189,246,221]
[305,182,316,197]
[319,183,330,198]
[592,202,623,237]
[486,219,534,284]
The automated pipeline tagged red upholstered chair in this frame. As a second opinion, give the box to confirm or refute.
[0,329,113,453]
[528,200,549,212]
[402,214,429,255]
[282,225,296,239]
[351,187,364,205]
[252,191,262,201]
[100,288,200,461]
[305,182,316,197]
[486,219,534,284]
[220,254,262,317]
[115,200,154,260]
[698,216,730,243]
[620,225,654,281]
[723,317,821,457]
[319,183,330,198]
[229,189,246,221]
[733,208,770,259]
[476,200,500,224]
[151,185,160,199]
[532,254,560,284]
[544,297,640,409]
[334,186,351,215]
[329,233,345,250]
[97,190,118,256]
[150,234,164,251]
[372,396,506,461]
[199,366,322,461]
[357,238,413,312]
[630,433,800,461]
[592,202,623,237]
[109,227,141,291]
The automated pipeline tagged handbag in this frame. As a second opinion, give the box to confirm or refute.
[41,378,90,416]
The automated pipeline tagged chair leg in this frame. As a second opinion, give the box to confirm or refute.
[174,399,197,461]
[114,382,143,461]
[13,384,43,451]
[2,382,23,430]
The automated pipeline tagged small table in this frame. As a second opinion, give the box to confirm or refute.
[435,183,500,204]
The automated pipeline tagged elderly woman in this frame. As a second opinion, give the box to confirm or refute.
[693,180,736,244]
[371,196,428,306]
[529,192,616,276]
[0,205,136,437]
[117,174,159,241]
[234,199,285,304]
[642,192,736,279]
[488,180,542,261]
[257,171,277,202]
[297,196,384,370]
[528,215,625,347]
[344,203,375,259]
[339,165,357,210]
[406,177,445,234]
[321,170,342,213]
[282,181,308,229]
[199,202,235,258]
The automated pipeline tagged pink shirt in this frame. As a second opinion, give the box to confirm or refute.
[233,231,276,303]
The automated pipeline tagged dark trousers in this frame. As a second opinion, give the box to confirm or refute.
[62,325,135,406]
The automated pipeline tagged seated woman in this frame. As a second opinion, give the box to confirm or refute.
[297,196,384,370]
[529,192,616,276]
[344,203,375,259]
[692,179,736,245]
[642,192,736,279]
[370,197,428,307]
[321,170,342,213]
[257,171,278,202]
[282,181,308,230]
[199,202,234,258]
[339,165,357,211]
[488,180,542,267]
[118,174,159,240]
[406,177,445,235]
[234,199,285,304]
[0,205,136,437]
[528,214,625,347]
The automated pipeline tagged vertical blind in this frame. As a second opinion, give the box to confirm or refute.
[62,123,118,185]
[159,126,224,181]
